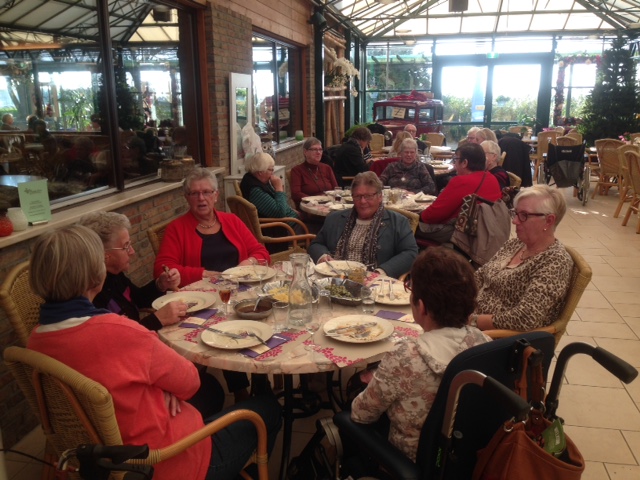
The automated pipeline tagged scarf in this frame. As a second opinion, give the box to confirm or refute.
[240,171,274,200]
[335,203,385,268]
[39,296,111,325]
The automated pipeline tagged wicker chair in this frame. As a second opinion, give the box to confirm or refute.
[613,145,639,218]
[386,206,419,234]
[507,171,522,188]
[622,149,640,233]
[226,195,315,263]
[426,132,445,146]
[556,135,580,146]
[370,133,385,153]
[147,217,176,256]
[0,261,43,346]
[4,346,269,480]
[566,131,583,144]
[484,245,592,346]
[592,138,626,198]
[234,179,243,197]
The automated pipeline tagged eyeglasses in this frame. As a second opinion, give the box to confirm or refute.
[352,193,380,202]
[452,156,461,164]
[187,190,216,198]
[306,147,323,152]
[509,209,548,222]
[403,276,412,293]
[106,241,133,253]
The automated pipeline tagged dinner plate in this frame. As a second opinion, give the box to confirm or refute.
[323,315,394,343]
[151,291,217,312]
[432,164,452,170]
[413,193,437,203]
[221,266,276,283]
[329,203,350,211]
[314,260,366,277]
[302,195,332,204]
[373,282,411,306]
[200,320,274,349]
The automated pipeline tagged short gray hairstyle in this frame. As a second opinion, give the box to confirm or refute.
[303,137,322,150]
[183,166,218,194]
[245,152,275,174]
[514,184,567,227]
[78,211,131,247]
[399,138,418,154]
[352,171,383,193]
[481,140,501,157]
[30,225,106,302]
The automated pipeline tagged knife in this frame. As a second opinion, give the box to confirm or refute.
[203,327,245,340]
[326,322,378,335]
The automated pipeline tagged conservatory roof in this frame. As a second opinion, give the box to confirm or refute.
[315,0,640,40]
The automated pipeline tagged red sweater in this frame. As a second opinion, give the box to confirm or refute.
[28,314,209,480]
[154,210,270,286]
[420,171,502,224]
[290,161,338,206]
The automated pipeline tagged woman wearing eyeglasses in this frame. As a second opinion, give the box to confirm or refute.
[290,137,338,207]
[379,138,437,194]
[308,172,418,279]
[153,167,269,286]
[471,185,573,331]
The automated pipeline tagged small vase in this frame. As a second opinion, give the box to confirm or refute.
[7,207,28,231]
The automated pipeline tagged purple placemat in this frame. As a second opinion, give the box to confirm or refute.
[240,334,289,358]
[376,310,406,320]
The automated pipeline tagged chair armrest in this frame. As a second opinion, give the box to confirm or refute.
[260,229,316,247]
[260,217,310,234]
[483,325,556,340]
[333,411,420,480]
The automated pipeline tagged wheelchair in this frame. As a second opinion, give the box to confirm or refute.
[542,143,590,205]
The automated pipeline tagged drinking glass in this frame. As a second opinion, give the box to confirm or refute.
[361,286,375,315]
[217,279,238,317]
[273,261,289,282]
[333,186,343,204]
[272,301,289,333]
[254,259,269,288]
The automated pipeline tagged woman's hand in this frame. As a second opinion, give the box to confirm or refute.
[238,257,258,266]
[317,254,333,264]
[270,175,284,192]
[202,270,221,280]
[163,391,182,417]
[155,301,187,326]
[156,268,181,292]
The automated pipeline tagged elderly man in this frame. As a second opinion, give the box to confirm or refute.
[1,113,19,130]
[403,124,429,152]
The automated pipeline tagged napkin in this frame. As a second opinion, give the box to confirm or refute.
[376,310,406,321]
[241,334,289,358]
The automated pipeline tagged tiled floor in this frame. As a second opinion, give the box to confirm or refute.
[3,186,640,480]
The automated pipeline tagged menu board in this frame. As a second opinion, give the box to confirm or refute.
[18,179,51,224]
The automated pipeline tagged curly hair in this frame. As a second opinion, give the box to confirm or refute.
[410,247,477,328]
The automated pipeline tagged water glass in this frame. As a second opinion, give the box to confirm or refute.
[315,289,333,323]
[272,301,289,333]
[361,286,375,315]
[334,186,343,204]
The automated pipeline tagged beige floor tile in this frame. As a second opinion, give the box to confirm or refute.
[624,317,640,341]
[575,248,616,258]
[604,256,640,269]
[623,377,640,404]
[567,321,637,340]
[621,431,640,465]
[564,426,635,464]
[574,308,625,324]
[557,385,640,430]
[578,290,614,309]
[582,461,610,480]
[594,338,640,368]
[613,268,640,278]
[564,354,629,388]
[606,464,640,479]
[613,304,640,318]
[592,277,640,293]
[603,291,640,305]
[590,263,623,277]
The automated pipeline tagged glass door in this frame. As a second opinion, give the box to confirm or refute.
[490,64,541,128]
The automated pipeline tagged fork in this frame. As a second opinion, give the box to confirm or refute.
[389,279,396,300]
[245,332,269,347]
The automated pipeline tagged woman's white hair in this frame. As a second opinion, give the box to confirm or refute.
[514,184,567,226]
[245,152,275,174]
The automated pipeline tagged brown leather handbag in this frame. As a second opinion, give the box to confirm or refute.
[472,347,585,480]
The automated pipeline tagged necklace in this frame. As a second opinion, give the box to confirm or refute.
[198,215,218,229]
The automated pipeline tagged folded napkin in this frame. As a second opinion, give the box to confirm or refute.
[179,310,219,328]
[241,334,289,358]
[376,310,406,321]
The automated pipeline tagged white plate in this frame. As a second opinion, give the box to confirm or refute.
[432,164,452,170]
[302,195,332,204]
[329,203,350,211]
[373,284,411,306]
[323,315,394,343]
[413,193,437,203]
[221,266,276,283]
[200,320,274,350]
[314,260,366,277]
[151,291,216,312]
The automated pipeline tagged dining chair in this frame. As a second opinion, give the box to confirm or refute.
[498,151,507,166]
[531,130,557,184]
[0,261,43,347]
[234,179,243,197]
[629,132,640,144]
[484,245,592,346]
[621,148,640,233]
[147,217,176,256]
[592,138,626,198]
[566,131,583,144]
[507,171,522,188]
[426,132,446,147]
[613,145,639,218]
[226,195,315,263]
[556,135,580,146]
[370,133,385,153]
[3,346,269,480]
[386,206,419,234]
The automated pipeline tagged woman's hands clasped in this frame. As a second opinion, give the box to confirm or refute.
[156,267,181,292]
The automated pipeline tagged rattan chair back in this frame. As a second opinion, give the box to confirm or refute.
[147,217,175,256]
[386,206,419,234]
[0,261,44,346]
[426,133,446,146]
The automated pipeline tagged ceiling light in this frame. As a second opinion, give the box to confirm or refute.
[395,29,411,34]
[404,40,417,46]
[377,0,400,4]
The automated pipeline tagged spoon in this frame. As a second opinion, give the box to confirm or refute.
[253,293,270,311]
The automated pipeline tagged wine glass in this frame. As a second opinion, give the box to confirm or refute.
[217,279,238,317]
[254,259,269,289]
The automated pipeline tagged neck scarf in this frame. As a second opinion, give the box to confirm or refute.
[335,203,385,268]
[40,296,111,325]
[240,171,274,199]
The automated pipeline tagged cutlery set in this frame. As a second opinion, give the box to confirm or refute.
[203,326,269,347]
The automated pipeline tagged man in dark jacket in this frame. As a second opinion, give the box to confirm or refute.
[333,127,373,185]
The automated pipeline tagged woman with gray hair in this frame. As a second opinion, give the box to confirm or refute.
[379,138,437,194]
[481,140,509,189]
[290,137,338,207]
[309,171,418,278]
[471,184,573,332]
[79,211,184,330]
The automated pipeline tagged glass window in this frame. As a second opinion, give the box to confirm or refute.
[252,34,300,143]
[0,1,200,206]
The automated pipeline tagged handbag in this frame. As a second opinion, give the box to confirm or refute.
[472,347,585,480]
[455,172,487,236]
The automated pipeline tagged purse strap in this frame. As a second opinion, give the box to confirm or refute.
[514,346,546,407]
[472,171,488,195]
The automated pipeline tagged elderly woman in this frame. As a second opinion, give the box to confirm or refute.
[333,126,373,185]
[290,137,338,207]
[27,225,282,480]
[419,143,502,243]
[308,172,418,278]
[80,211,225,418]
[379,138,437,194]
[241,152,298,219]
[389,131,413,157]
[471,185,573,331]
[154,167,269,285]
[481,140,509,189]
[465,127,497,145]
[350,247,490,462]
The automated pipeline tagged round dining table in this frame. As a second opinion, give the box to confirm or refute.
[157,274,421,480]
[299,190,437,217]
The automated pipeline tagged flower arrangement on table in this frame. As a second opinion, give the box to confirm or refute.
[324,47,360,97]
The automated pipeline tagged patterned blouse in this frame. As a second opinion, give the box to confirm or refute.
[379,161,437,194]
[350,326,490,461]
[475,238,573,330]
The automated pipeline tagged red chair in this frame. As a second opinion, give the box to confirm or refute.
[370,157,399,176]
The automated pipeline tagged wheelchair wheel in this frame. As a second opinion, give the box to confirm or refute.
[581,164,590,206]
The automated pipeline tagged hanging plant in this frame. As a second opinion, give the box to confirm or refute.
[324,47,360,97]
[553,53,601,126]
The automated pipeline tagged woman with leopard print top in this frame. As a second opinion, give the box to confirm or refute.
[471,185,574,331]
